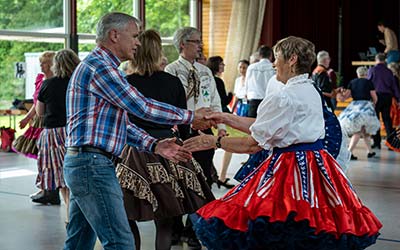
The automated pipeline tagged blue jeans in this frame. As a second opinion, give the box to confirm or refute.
[387,50,400,64]
[63,150,135,250]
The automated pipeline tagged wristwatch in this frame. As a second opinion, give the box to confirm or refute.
[150,139,160,153]
[216,136,223,148]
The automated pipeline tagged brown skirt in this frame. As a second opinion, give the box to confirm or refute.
[116,145,215,222]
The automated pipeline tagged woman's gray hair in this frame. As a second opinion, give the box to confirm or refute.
[356,66,368,77]
[51,49,81,78]
[273,36,316,74]
[316,50,329,64]
[172,27,201,52]
[96,12,141,43]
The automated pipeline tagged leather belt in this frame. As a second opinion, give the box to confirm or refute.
[67,146,114,160]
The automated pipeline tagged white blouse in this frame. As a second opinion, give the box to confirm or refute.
[233,76,246,99]
[265,75,284,97]
[250,74,325,150]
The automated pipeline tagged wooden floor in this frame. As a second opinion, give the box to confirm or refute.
[0,143,399,250]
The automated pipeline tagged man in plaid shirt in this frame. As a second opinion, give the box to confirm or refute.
[63,12,211,250]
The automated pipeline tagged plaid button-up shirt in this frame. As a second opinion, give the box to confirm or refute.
[66,46,193,156]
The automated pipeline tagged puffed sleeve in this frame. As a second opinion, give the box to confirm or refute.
[249,91,296,150]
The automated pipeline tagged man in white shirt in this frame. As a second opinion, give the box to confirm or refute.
[245,45,275,117]
[165,27,226,185]
[165,26,226,249]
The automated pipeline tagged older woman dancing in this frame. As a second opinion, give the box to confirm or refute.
[184,36,381,250]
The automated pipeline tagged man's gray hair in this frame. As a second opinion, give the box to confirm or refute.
[172,27,201,53]
[317,50,330,64]
[375,53,386,62]
[96,12,141,43]
[356,66,368,77]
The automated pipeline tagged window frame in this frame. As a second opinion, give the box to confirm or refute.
[0,0,202,51]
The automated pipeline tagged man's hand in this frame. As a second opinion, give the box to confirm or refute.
[183,131,216,152]
[154,138,192,162]
[192,107,214,130]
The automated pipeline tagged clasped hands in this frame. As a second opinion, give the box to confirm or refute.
[155,109,227,163]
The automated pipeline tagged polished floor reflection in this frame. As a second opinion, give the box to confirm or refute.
[0,144,399,250]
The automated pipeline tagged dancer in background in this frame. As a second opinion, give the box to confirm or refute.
[233,59,249,117]
[12,51,55,200]
[387,62,400,128]
[34,49,80,223]
[12,52,55,159]
[368,53,400,149]
[116,29,214,250]
[337,66,380,160]
[165,26,225,249]
[206,56,234,189]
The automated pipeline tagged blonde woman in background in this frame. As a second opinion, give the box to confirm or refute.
[34,49,80,224]
[116,30,214,250]
[12,51,55,201]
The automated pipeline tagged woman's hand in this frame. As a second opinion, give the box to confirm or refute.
[19,116,31,129]
[204,112,228,125]
[183,132,217,152]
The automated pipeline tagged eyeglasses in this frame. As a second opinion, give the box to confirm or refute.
[186,39,203,45]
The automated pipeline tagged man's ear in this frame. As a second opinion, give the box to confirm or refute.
[179,42,185,52]
[109,29,119,43]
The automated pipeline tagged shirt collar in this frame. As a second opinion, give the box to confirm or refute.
[178,55,201,70]
[286,73,311,86]
[95,46,121,68]
[179,55,195,66]
[259,58,272,63]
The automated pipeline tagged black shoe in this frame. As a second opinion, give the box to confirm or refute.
[187,237,202,250]
[32,190,60,205]
[171,233,181,245]
[367,152,376,158]
[371,143,381,149]
[29,190,44,199]
[350,154,358,160]
[216,178,235,189]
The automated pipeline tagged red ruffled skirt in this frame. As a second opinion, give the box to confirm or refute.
[390,98,400,127]
[195,144,382,250]
[12,116,43,159]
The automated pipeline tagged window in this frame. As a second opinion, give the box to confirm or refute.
[0,0,199,104]
[0,41,63,105]
[77,1,134,35]
[145,0,198,62]
[0,0,64,32]
[145,0,190,38]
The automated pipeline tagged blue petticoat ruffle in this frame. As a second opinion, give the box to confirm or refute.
[195,212,379,250]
